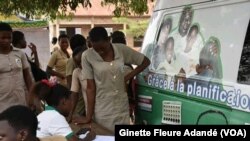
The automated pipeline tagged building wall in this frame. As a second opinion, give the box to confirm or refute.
[15,28,50,70]
[49,16,149,49]
[49,0,154,49]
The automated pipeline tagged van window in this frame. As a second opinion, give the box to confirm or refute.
[237,20,250,84]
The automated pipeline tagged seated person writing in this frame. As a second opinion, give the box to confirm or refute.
[31,80,95,141]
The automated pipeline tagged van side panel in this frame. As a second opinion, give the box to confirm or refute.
[136,85,231,124]
[137,0,250,125]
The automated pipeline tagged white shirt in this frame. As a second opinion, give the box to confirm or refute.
[156,59,177,75]
[170,29,204,76]
[37,106,73,139]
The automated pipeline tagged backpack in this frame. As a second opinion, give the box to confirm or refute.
[26,55,48,81]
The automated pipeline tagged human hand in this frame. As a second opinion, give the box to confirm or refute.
[28,43,37,56]
[196,64,202,74]
[83,130,96,141]
[124,73,132,83]
[177,68,186,83]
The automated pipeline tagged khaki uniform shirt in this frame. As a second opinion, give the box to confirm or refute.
[48,49,69,86]
[66,57,76,76]
[71,68,87,115]
[14,47,35,96]
[0,48,29,113]
[81,43,145,132]
[50,44,59,54]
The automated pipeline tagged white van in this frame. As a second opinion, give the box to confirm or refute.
[136,0,250,125]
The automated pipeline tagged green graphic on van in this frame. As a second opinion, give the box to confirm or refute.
[146,73,250,111]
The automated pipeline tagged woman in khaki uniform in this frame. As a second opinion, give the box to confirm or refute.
[73,27,150,133]
[47,34,70,87]
[66,35,87,116]
[69,46,89,121]
[0,23,33,113]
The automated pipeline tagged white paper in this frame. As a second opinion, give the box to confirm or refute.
[93,135,115,141]
[79,131,89,139]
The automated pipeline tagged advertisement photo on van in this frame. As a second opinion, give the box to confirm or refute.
[136,0,250,125]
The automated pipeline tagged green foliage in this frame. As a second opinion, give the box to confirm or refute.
[0,0,91,20]
[102,0,149,17]
[0,14,48,29]
[0,0,150,20]
[8,21,48,28]
[113,17,149,37]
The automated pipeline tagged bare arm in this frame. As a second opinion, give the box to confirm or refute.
[66,58,75,89]
[125,56,150,82]
[68,91,79,121]
[23,68,33,91]
[46,66,65,79]
[85,79,96,122]
[67,75,72,89]
[28,43,40,67]
[23,68,34,103]
[72,79,96,124]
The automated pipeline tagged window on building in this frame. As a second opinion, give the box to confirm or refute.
[59,28,66,35]
[134,36,144,47]
[75,28,82,34]
[105,28,113,36]
[237,20,250,84]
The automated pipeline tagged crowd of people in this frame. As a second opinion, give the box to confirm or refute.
[0,22,150,140]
